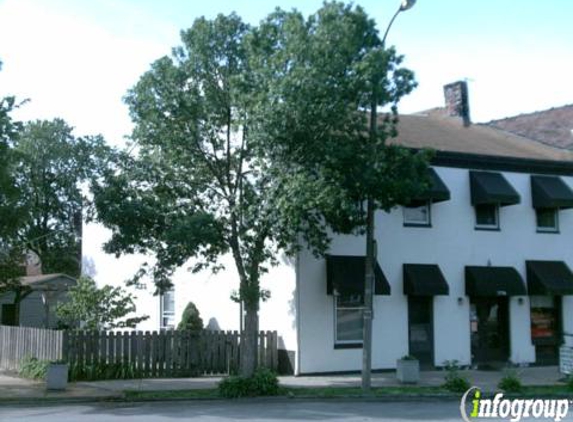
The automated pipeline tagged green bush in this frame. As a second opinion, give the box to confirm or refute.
[218,368,279,398]
[566,375,573,391]
[442,360,470,393]
[19,356,49,380]
[498,369,522,393]
[218,375,254,398]
[251,368,280,396]
[68,360,139,381]
[178,301,203,332]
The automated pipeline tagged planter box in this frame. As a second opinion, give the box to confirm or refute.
[396,359,419,384]
[46,363,68,390]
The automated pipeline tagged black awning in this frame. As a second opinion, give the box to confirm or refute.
[531,176,573,209]
[526,260,573,295]
[412,168,451,204]
[470,171,520,206]
[403,264,449,296]
[326,255,391,296]
[465,266,526,296]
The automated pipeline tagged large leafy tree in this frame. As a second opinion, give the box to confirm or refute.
[249,4,430,247]
[0,59,27,312]
[93,3,428,377]
[93,14,267,376]
[1,118,115,324]
[12,119,111,276]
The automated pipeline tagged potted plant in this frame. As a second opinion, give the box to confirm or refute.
[46,360,68,390]
[396,355,419,384]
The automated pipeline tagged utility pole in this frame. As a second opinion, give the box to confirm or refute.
[362,0,417,393]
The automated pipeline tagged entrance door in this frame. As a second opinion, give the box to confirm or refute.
[470,297,510,367]
[408,297,434,367]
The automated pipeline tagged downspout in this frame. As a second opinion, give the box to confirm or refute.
[295,250,302,376]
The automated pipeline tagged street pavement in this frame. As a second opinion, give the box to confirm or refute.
[0,400,495,421]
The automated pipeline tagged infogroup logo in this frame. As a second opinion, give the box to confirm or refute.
[460,387,570,422]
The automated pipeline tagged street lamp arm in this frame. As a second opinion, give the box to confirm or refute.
[381,7,402,47]
[381,0,416,47]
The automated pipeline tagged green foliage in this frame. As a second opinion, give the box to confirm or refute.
[442,360,470,393]
[218,368,279,398]
[19,356,49,380]
[56,276,149,330]
[9,119,115,277]
[250,368,280,396]
[498,369,522,393]
[566,374,573,391]
[68,360,137,381]
[401,355,417,361]
[178,301,203,332]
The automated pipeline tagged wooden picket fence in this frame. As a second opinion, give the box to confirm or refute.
[0,325,63,371]
[63,329,278,377]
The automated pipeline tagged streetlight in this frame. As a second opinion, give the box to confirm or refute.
[362,0,416,392]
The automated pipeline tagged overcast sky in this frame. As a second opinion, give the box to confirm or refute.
[1,0,572,287]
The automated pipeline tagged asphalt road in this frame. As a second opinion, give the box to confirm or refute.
[2,399,567,422]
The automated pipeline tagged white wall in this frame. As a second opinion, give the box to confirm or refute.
[297,166,573,374]
[169,254,297,352]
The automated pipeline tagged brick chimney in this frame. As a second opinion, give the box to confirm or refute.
[444,80,471,127]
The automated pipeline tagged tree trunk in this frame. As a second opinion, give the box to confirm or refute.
[240,304,259,377]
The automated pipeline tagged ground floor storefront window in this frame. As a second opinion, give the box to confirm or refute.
[334,294,363,347]
[530,296,561,365]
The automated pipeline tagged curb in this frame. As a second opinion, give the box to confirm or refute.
[0,394,124,406]
[1,389,572,406]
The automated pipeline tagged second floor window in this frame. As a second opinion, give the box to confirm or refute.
[536,208,559,233]
[475,204,499,229]
[403,202,431,227]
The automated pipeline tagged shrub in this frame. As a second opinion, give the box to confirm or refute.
[566,375,573,391]
[178,301,203,332]
[218,375,254,398]
[442,360,470,393]
[251,368,280,396]
[218,368,279,398]
[19,356,49,380]
[498,369,522,393]
[400,355,417,360]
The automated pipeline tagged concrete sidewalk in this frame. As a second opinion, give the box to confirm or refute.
[0,366,565,403]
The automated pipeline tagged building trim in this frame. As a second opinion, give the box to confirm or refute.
[430,150,573,176]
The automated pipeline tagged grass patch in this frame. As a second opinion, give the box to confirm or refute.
[124,385,449,401]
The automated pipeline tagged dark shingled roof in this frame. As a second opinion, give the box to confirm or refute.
[487,104,573,150]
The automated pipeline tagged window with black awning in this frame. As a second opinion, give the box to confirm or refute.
[470,171,520,206]
[403,264,449,296]
[465,266,526,296]
[326,255,391,297]
[526,260,573,295]
[531,176,573,209]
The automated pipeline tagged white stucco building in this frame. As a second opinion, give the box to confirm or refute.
[86,81,573,375]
